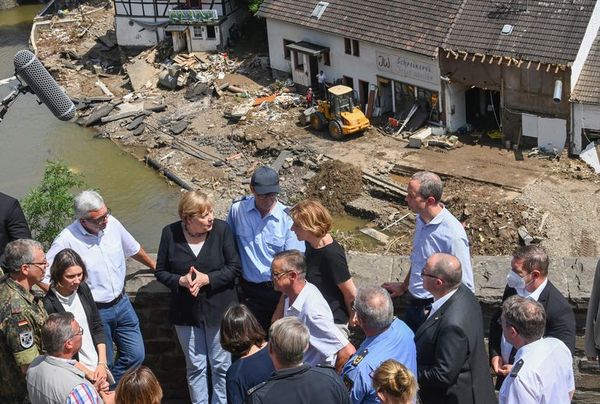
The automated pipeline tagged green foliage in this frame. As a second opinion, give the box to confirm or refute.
[22,161,85,249]
[248,0,263,14]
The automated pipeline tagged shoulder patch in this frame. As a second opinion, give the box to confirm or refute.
[232,195,250,204]
[510,358,524,377]
[10,300,22,315]
[246,381,267,396]
[352,348,369,366]
[19,330,33,349]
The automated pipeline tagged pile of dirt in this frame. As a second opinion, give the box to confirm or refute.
[306,160,363,215]
[443,178,545,255]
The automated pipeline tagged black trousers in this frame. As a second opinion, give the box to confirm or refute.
[240,279,281,335]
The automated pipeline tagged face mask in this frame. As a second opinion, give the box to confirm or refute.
[506,270,526,290]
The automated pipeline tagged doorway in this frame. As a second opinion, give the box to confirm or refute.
[359,80,369,110]
[465,87,501,131]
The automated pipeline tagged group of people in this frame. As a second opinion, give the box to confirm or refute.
[0,164,593,404]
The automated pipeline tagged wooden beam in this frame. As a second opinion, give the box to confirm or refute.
[546,64,551,72]
[555,65,559,74]
[498,56,502,65]
[527,60,532,69]
[481,54,486,63]
[507,58,512,67]
[537,62,541,71]
[463,52,468,61]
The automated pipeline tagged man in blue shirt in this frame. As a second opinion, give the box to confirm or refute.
[226,166,304,333]
[382,171,474,332]
[342,286,417,403]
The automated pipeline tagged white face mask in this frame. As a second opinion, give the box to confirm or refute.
[506,270,525,289]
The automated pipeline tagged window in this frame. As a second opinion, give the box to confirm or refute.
[193,26,203,38]
[352,39,360,57]
[323,51,330,66]
[344,38,360,57]
[283,39,293,60]
[311,1,329,19]
[293,51,304,71]
[206,25,216,39]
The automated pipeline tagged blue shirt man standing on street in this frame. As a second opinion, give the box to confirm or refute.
[226,166,304,333]
[342,286,416,403]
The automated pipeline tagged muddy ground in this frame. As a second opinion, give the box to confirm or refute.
[35,4,600,257]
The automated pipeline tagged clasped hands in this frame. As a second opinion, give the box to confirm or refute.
[179,266,210,297]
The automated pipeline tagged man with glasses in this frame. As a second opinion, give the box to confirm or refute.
[0,239,49,404]
[43,190,155,385]
[270,250,354,372]
[414,253,494,404]
[498,296,574,403]
[27,312,113,404]
[226,166,304,333]
[488,245,575,389]
[341,286,416,403]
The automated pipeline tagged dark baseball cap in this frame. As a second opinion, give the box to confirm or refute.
[251,166,281,194]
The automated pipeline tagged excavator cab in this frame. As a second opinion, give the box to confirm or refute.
[310,85,370,140]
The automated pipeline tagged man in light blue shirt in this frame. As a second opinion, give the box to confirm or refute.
[342,286,416,404]
[226,166,304,333]
[382,171,474,332]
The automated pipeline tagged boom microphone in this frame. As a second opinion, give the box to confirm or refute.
[13,50,75,121]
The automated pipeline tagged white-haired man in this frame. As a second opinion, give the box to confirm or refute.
[43,190,155,385]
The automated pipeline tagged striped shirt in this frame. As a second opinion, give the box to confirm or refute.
[67,383,100,404]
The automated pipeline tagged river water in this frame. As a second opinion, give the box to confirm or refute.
[0,5,180,250]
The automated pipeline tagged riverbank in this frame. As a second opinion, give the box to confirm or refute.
[30,2,600,259]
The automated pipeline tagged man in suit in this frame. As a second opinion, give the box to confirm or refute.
[414,253,495,404]
[489,245,575,388]
[0,192,32,268]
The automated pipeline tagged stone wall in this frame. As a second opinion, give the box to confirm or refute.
[125,254,600,402]
[0,0,18,10]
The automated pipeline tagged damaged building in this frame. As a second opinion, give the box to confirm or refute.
[112,0,247,51]
[258,0,600,154]
[257,0,463,125]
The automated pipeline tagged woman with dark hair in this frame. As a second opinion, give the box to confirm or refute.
[43,248,108,384]
[220,304,275,404]
[155,190,241,404]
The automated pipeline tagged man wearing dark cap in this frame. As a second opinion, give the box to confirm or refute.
[226,166,304,333]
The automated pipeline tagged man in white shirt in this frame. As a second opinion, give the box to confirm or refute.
[270,250,355,372]
[499,295,574,404]
[43,190,156,385]
[27,312,114,404]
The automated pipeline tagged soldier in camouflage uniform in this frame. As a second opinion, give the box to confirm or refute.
[0,239,48,404]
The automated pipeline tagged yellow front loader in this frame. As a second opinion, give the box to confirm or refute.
[309,85,370,140]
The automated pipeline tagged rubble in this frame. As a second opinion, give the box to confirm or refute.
[32,3,600,259]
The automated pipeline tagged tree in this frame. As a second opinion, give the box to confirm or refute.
[22,161,85,249]
[248,0,263,14]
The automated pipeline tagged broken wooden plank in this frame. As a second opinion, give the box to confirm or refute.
[95,79,114,97]
[83,103,116,126]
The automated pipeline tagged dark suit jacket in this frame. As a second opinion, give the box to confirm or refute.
[0,192,31,256]
[43,281,106,361]
[415,285,496,404]
[489,280,576,357]
[155,219,241,327]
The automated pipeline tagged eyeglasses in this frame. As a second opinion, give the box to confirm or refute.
[84,209,111,225]
[70,326,84,338]
[256,193,277,200]
[422,272,442,281]
[271,270,292,280]
[26,261,48,269]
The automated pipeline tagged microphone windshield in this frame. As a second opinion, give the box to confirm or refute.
[14,50,76,121]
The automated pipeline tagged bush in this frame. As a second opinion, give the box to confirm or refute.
[22,161,85,249]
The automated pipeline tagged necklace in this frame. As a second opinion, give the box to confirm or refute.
[183,222,206,238]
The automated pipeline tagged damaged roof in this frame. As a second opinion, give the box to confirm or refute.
[443,0,596,65]
[572,29,600,104]
[257,0,463,58]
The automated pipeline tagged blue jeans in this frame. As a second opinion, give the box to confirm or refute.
[175,324,231,404]
[97,296,145,385]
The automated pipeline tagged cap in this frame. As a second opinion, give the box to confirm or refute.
[251,166,281,195]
